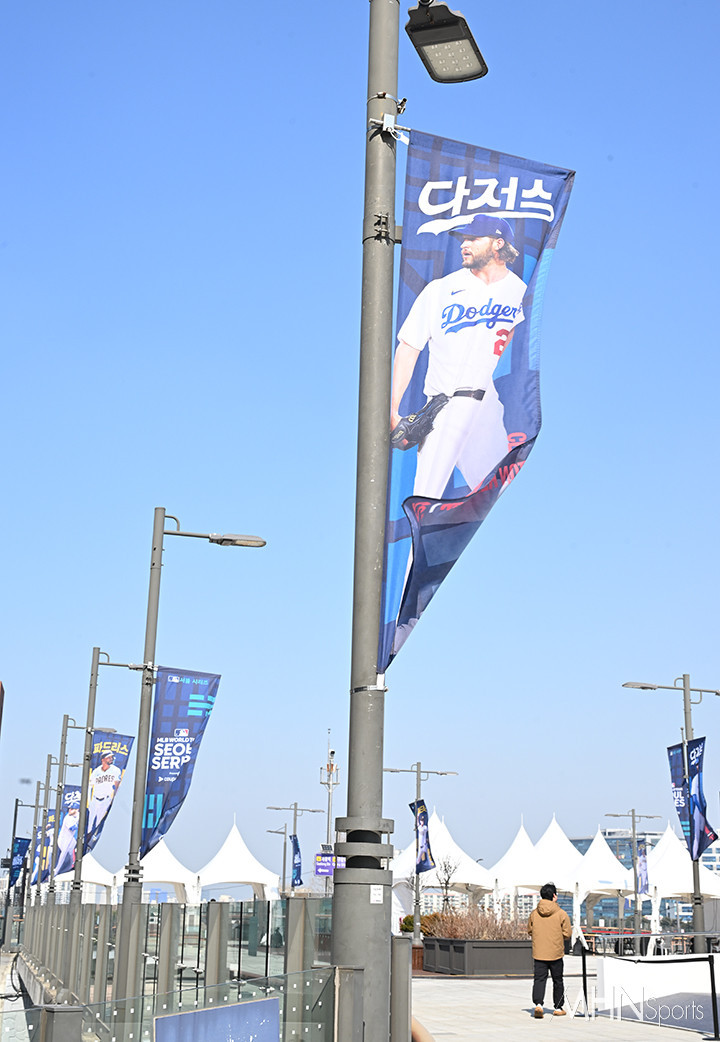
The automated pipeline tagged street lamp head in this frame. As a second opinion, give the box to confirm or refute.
[622,682,658,690]
[406,1,488,83]
[208,533,267,548]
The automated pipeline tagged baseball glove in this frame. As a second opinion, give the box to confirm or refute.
[391,393,449,450]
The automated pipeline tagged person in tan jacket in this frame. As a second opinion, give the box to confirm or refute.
[527,882,572,1018]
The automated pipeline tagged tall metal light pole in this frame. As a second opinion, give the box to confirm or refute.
[114,507,266,1005]
[267,803,323,893]
[267,824,289,896]
[384,761,458,942]
[333,2,485,1037]
[2,796,34,948]
[623,675,720,953]
[320,737,340,896]
[605,809,660,949]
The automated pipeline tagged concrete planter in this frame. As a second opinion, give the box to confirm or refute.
[423,938,532,976]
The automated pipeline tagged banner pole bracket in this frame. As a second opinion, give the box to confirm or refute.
[369,114,410,145]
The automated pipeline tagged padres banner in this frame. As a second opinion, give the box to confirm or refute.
[379,132,574,670]
[141,668,220,857]
[85,730,134,855]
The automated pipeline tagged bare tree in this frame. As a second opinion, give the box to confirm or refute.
[435,856,460,911]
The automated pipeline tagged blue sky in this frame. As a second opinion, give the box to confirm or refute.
[2,0,720,887]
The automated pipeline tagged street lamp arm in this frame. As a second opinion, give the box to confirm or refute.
[623,680,720,697]
[162,521,266,548]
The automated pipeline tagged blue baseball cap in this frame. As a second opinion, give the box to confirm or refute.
[449,214,515,242]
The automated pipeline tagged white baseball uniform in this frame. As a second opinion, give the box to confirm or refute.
[55,810,79,875]
[398,265,527,499]
[87,762,122,835]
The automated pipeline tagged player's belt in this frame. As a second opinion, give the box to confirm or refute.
[452,388,485,401]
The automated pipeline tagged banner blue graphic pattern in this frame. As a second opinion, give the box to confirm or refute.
[379,132,574,671]
[668,738,717,860]
[141,668,220,857]
[10,837,30,887]
[410,799,435,874]
[291,834,303,888]
[85,730,134,855]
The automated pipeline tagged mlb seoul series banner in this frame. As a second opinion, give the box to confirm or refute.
[85,730,134,855]
[141,668,220,857]
[380,132,574,670]
[668,738,717,859]
[410,799,435,873]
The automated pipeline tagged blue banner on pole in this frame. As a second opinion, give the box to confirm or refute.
[85,730,134,855]
[637,841,649,895]
[410,799,435,874]
[55,785,81,876]
[379,132,574,671]
[141,668,220,858]
[668,742,691,850]
[291,834,303,888]
[687,737,717,860]
[9,837,30,888]
[30,811,55,885]
[668,738,717,860]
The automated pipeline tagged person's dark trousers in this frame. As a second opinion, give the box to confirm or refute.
[532,958,565,1008]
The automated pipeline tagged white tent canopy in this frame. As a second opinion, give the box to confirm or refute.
[485,823,538,893]
[575,829,633,897]
[514,816,583,893]
[55,852,116,889]
[647,823,720,900]
[197,824,279,900]
[138,839,201,904]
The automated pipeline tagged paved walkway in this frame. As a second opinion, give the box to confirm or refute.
[411,957,715,1040]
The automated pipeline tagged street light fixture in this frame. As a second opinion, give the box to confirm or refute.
[267,803,323,895]
[406,1,488,83]
[114,507,266,1006]
[623,674,720,953]
[605,809,660,949]
[384,761,458,943]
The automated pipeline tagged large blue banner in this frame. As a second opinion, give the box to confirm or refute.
[668,738,718,859]
[85,730,134,855]
[141,668,220,857]
[9,837,30,888]
[54,784,81,876]
[380,132,574,670]
[409,799,435,874]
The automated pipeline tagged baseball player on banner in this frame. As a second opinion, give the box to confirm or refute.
[391,213,526,499]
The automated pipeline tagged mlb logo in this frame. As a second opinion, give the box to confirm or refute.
[174,728,189,738]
